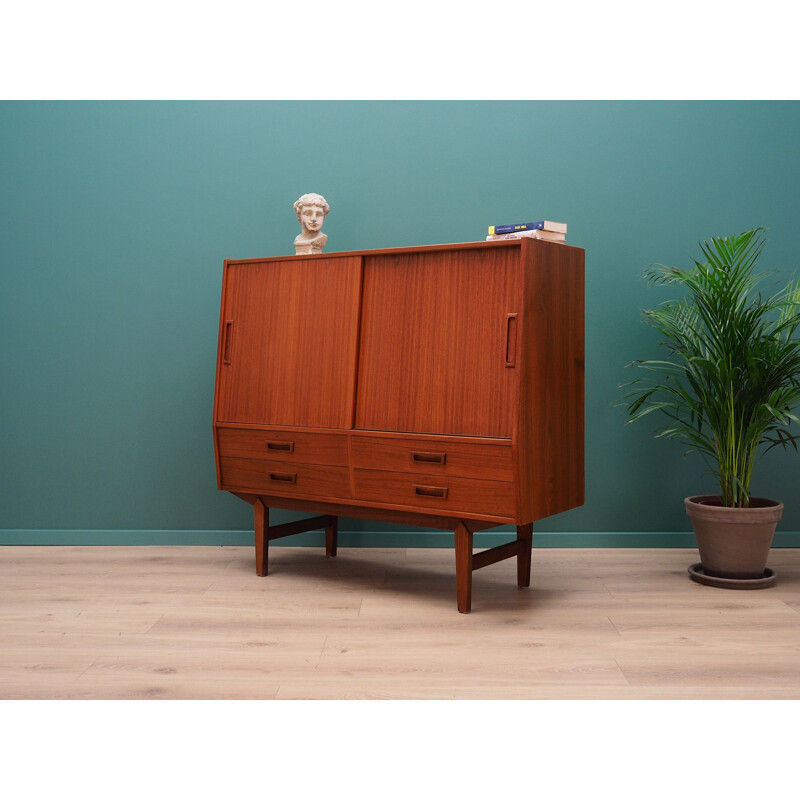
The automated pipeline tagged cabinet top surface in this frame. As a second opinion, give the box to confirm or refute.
[224,237,584,265]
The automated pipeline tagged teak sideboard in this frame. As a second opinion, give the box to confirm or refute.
[213,239,584,612]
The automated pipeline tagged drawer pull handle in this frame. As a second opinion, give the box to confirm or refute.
[414,485,448,499]
[412,451,447,465]
[267,441,295,453]
[269,472,297,484]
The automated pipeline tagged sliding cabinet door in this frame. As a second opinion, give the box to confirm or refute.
[355,246,521,438]
[215,257,362,428]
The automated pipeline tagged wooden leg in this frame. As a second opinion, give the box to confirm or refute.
[254,498,269,576]
[325,516,338,558]
[454,522,474,613]
[516,523,533,588]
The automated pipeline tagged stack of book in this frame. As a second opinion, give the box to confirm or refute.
[485,220,567,243]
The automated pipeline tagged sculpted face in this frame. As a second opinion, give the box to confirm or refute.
[300,204,325,234]
[293,193,329,254]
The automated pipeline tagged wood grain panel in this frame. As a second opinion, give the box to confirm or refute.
[516,239,585,520]
[215,256,362,428]
[354,247,521,437]
[216,426,349,466]
[353,468,515,517]
[219,457,351,498]
[231,493,509,528]
[350,434,513,481]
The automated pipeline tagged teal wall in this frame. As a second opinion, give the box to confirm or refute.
[2,101,800,545]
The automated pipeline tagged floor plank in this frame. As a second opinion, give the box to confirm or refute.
[1,545,799,699]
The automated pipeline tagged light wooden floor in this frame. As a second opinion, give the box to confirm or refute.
[1,544,799,699]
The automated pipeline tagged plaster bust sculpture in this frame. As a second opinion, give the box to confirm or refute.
[293,192,330,255]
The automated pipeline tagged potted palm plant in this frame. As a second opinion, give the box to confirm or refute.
[622,228,800,588]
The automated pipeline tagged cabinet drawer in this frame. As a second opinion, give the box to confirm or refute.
[220,457,351,498]
[216,427,349,466]
[353,468,514,517]
[351,435,513,481]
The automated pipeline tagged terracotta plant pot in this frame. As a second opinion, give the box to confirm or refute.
[684,495,783,584]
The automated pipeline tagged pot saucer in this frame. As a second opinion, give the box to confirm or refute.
[688,563,776,589]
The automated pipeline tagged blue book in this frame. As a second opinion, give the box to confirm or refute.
[488,220,567,235]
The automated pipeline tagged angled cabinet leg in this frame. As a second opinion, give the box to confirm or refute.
[454,522,474,613]
[516,523,533,588]
[254,498,269,576]
[325,516,338,558]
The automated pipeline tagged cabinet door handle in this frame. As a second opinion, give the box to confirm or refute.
[267,441,295,453]
[223,320,234,365]
[505,313,518,368]
[414,485,449,499]
[269,472,297,484]
[412,451,447,465]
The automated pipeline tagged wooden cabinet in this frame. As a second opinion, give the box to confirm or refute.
[213,239,584,612]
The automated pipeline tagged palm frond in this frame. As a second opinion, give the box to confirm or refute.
[620,228,800,507]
